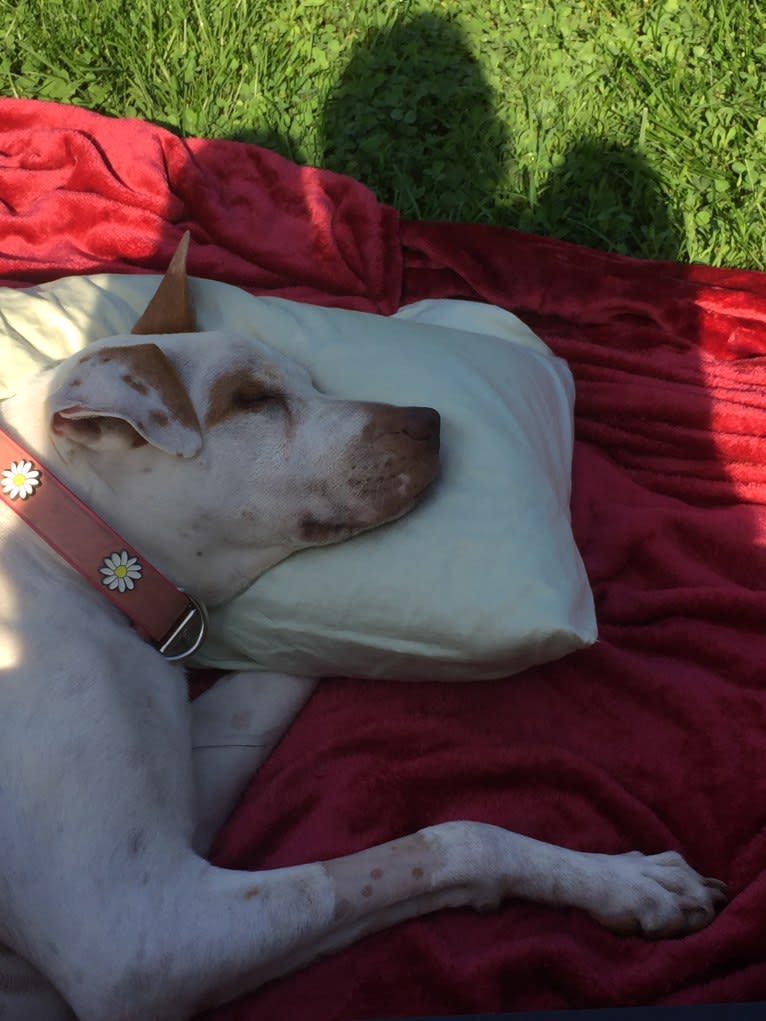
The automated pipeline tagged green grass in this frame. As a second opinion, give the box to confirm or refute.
[3,0,766,268]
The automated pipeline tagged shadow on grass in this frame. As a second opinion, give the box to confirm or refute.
[320,13,505,225]
[318,12,682,260]
[518,138,682,260]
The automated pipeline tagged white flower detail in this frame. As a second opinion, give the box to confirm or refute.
[1,459,41,500]
[99,551,142,593]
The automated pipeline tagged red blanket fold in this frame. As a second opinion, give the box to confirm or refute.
[0,98,400,312]
[3,99,766,1019]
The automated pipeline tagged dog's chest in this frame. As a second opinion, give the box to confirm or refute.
[0,531,193,816]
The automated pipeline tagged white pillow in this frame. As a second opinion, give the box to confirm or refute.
[0,274,596,680]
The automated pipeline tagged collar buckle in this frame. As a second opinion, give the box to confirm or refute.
[158,594,209,661]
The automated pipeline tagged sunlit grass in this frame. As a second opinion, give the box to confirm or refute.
[3,0,766,267]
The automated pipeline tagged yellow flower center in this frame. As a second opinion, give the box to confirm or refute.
[115,565,128,578]
[13,474,25,486]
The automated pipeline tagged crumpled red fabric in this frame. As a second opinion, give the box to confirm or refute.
[0,98,400,311]
[2,99,766,1019]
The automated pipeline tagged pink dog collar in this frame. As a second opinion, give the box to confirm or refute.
[0,424,207,661]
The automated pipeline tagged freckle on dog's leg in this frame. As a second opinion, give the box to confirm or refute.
[191,672,316,854]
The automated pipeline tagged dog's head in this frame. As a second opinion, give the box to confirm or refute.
[44,236,440,603]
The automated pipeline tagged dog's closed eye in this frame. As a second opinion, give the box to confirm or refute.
[234,389,284,411]
[206,369,286,428]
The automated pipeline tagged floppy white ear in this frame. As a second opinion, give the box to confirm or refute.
[49,342,202,457]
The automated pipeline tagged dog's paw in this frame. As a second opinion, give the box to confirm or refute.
[590,850,727,938]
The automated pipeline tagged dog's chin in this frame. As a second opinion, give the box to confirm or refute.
[298,512,400,547]
[299,518,358,546]
[300,467,439,548]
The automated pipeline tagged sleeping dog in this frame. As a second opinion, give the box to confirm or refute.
[0,237,726,1020]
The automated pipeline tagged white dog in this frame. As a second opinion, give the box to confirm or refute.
[0,238,726,1021]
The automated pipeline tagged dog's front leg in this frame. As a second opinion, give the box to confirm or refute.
[40,822,723,1019]
[191,671,316,853]
[180,820,724,1013]
[275,823,727,975]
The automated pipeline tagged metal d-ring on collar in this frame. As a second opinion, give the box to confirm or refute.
[0,422,209,664]
[159,594,209,662]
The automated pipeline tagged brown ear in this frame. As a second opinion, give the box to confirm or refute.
[132,231,197,336]
[49,343,202,457]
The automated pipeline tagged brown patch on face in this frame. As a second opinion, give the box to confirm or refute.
[356,406,441,520]
[150,409,170,427]
[299,403,441,546]
[361,885,373,898]
[97,343,200,435]
[412,867,424,880]
[370,868,384,880]
[205,367,285,430]
[123,373,149,396]
[243,886,260,900]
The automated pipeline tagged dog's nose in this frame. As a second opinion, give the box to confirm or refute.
[400,406,441,449]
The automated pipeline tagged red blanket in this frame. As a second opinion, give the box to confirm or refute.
[3,99,766,1018]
